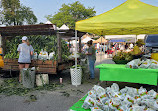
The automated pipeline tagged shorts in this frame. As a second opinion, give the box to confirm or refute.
[18,62,31,64]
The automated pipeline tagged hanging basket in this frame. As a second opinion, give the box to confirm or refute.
[70,67,82,86]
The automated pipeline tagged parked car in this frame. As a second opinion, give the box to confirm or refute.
[144,34,158,54]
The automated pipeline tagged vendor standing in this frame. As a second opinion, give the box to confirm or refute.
[132,40,144,59]
[86,40,96,79]
[17,36,34,82]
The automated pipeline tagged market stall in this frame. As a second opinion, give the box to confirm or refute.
[93,37,107,44]
[109,39,125,43]
[75,0,158,35]
[0,24,85,74]
[82,36,94,44]
[96,64,158,86]
[70,83,158,111]
[93,37,108,53]
[70,0,158,110]
[3,59,74,74]
[75,0,158,81]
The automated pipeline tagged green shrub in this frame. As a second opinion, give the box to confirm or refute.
[113,51,133,61]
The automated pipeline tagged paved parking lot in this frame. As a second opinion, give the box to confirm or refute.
[0,55,157,111]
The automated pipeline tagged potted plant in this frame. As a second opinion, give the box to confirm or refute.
[70,65,82,86]
[112,51,133,64]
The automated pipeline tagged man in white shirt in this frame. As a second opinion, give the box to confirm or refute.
[96,42,100,53]
[130,43,134,49]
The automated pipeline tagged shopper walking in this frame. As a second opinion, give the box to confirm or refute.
[86,40,96,79]
[132,40,144,59]
[17,36,34,82]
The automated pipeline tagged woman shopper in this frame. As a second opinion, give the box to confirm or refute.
[132,40,144,59]
[17,36,34,82]
[86,40,96,79]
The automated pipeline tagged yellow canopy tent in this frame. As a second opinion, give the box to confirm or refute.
[93,37,108,43]
[75,0,158,35]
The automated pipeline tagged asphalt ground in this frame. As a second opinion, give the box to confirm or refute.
[0,54,157,111]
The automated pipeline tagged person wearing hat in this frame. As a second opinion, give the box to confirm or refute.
[86,40,96,79]
[132,40,145,59]
[17,36,34,82]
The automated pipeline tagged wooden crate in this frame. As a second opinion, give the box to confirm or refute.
[35,60,57,74]
[36,67,57,74]
[3,59,74,74]
[3,59,19,71]
[3,59,58,74]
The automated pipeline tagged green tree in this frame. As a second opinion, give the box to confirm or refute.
[1,0,37,25]
[15,5,37,25]
[46,1,96,29]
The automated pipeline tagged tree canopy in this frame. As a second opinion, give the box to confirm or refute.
[1,0,37,26]
[46,1,96,29]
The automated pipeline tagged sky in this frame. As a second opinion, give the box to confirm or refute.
[20,0,158,23]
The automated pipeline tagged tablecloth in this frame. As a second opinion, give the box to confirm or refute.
[96,64,158,85]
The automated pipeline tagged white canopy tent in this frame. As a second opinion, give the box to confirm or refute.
[105,34,146,42]
[59,24,69,30]
[105,35,137,39]
[137,34,146,40]
[82,36,94,43]
[69,40,79,44]
[45,21,52,24]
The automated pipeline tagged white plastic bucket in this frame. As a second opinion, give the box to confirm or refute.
[70,67,82,86]
[36,74,49,86]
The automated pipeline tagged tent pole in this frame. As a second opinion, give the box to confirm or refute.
[100,36,102,63]
[57,32,62,62]
[135,35,137,43]
[68,39,71,52]
[104,35,106,53]
[79,36,81,53]
[75,30,77,68]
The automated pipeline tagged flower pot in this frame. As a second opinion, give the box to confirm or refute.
[70,67,82,86]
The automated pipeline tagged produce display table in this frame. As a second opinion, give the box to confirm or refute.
[69,94,89,111]
[69,64,158,111]
[96,64,158,86]
[70,64,158,111]
[3,59,74,74]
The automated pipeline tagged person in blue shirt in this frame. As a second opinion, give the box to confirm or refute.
[17,36,34,82]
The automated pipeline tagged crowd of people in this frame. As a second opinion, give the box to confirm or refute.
[80,40,145,79]
[63,39,145,80]
[16,36,145,83]
[105,41,145,58]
